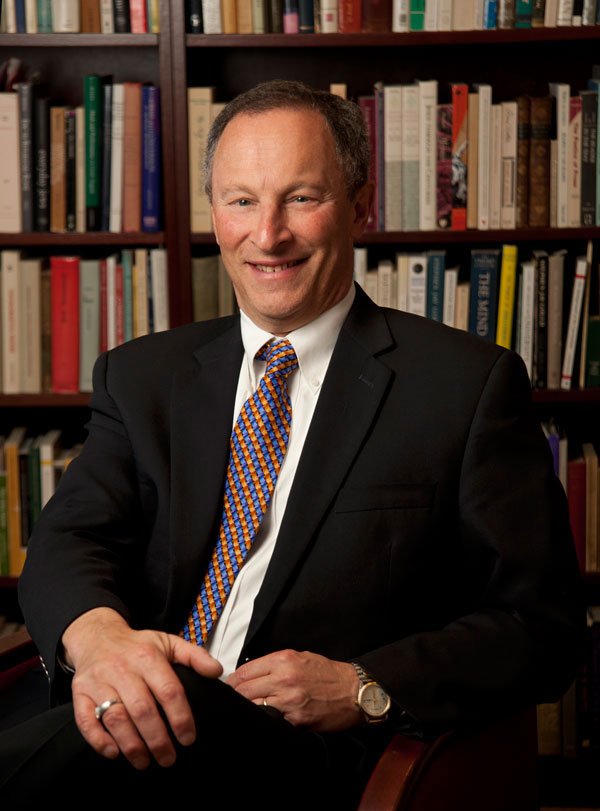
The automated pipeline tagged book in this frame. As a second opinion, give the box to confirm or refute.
[568,94,582,227]
[358,96,377,231]
[455,281,470,331]
[1,251,21,393]
[489,104,502,229]
[0,92,22,233]
[561,253,588,390]
[113,0,131,31]
[469,249,499,341]
[79,259,101,393]
[426,251,445,322]
[192,255,220,321]
[18,82,33,233]
[81,0,102,31]
[418,80,438,231]
[580,89,598,226]
[518,260,536,380]
[362,0,391,30]
[100,81,113,232]
[436,103,452,229]
[130,0,149,31]
[586,315,600,387]
[34,95,50,232]
[339,0,361,30]
[495,244,518,350]
[283,0,300,30]
[408,254,427,316]
[583,442,599,571]
[84,75,102,231]
[134,248,149,337]
[150,248,169,332]
[442,266,458,327]
[20,258,42,394]
[549,82,570,227]
[51,256,79,393]
[65,108,77,232]
[109,83,125,233]
[122,82,142,233]
[396,253,408,311]
[547,249,566,389]
[142,85,161,232]
[500,101,517,229]
[383,85,403,232]
[50,106,66,233]
[528,96,552,227]
[188,87,215,233]
[515,96,530,228]
[392,0,410,28]
[377,260,394,307]
[532,249,549,389]
[475,83,492,230]
[401,84,419,232]
[202,0,222,31]
[5,427,27,577]
[52,0,80,31]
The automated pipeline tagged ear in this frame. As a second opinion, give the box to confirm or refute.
[350,182,375,240]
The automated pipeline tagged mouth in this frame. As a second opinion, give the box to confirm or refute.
[250,259,305,273]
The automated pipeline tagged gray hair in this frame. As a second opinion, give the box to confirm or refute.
[204,80,370,202]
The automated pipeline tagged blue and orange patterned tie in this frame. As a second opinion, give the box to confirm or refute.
[181,339,298,646]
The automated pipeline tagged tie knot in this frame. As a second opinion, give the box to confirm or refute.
[257,339,299,379]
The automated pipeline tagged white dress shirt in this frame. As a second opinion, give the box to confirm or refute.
[205,284,355,677]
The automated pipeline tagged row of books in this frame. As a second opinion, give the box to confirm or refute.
[0,60,162,234]
[1,0,160,33]
[185,0,600,33]
[0,248,169,395]
[0,426,82,576]
[360,74,600,233]
[354,241,598,391]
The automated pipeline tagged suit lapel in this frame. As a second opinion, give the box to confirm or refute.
[167,319,244,626]
[244,290,395,648]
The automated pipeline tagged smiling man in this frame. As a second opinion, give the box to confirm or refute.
[4,81,583,807]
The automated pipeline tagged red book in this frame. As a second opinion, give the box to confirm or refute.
[100,259,108,353]
[451,83,468,231]
[567,457,586,573]
[358,95,377,232]
[339,0,362,31]
[129,0,149,32]
[122,82,142,233]
[50,256,79,393]
[362,0,391,31]
[115,263,125,346]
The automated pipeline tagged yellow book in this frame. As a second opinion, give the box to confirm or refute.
[6,427,26,576]
[495,244,518,349]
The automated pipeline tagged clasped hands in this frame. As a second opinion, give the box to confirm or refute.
[62,607,361,770]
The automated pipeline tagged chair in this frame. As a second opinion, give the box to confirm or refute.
[358,707,539,811]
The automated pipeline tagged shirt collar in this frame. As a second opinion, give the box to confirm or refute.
[239,284,356,392]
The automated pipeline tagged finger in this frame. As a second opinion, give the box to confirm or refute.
[170,635,223,679]
[230,673,274,702]
[226,653,276,688]
[72,692,120,760]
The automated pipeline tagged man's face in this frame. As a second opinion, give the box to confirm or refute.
[210,107,372,335]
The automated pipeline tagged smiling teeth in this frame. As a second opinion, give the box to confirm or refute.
[254,261,299,272]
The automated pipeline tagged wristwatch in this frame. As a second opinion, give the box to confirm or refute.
[351,662,391,724]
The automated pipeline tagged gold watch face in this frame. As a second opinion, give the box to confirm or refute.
[360,683,391,717]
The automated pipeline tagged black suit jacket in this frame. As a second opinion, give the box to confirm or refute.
[20,286,584,729]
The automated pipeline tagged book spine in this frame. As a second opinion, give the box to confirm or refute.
[150,249,169,332]
[489,103,502,229]
[515,0,533,24]
[533,252,548,389]
[528,95,552,227]
[81,0,101,31]
[15,0,27,30]
[36,0,53,31]
[407,255,427,316]
[122,249,134,342]
[79,259,100,393]
[418,80,438,231]
[65,108,77,232]
[188,0,204,31]
[374,83,385,230]
[392,0,409,29]
[383,85,403,232]
[101,82,113,233]
[338,0,361,30]
[410,0,425,28]
[41,266,52,392]
[52,0,80,31]
[319,0,337,32]
[142,85,161,232]
[518,260,535,380]
[202,0,223,31]
[283,0,300,29]
[115,262,125,346]
[252,0,267,31]
[359,97,377,232]
[568,95,582,227]
[100,0,114,31]
[515,96,530,228]
[298,0,315,29]
[426,251,445,322]
[1,251,21,394]
[549,83,569,226]
[560,255,588,390]
[51,256,80,393]
[401,84,419,231]
[436,103,452,229]
[361,0,391,30]
[0,93,22,233]
[442,266,458,327]
[495,244,518,349]
[113,0,131,31]
[18,82,33,233]
[75,106,85,232]
[130,0,149,31]
[547,250,565,389]
[84,75,102,231]
[451,84,468,230]
[468,249,500,341]
[122,82,142,233]
[476,84,492,229]
[532,0,546,23]
[268,0,283,31]
[580,90,597,226]
[50,106,66,234]
[466,92,479,229]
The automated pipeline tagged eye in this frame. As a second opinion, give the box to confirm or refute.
[292,196,310,203]
[235,198,252,207]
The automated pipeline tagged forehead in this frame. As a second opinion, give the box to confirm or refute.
[212,107,341,181]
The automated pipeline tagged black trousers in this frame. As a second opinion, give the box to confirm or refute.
[0,665,392,809]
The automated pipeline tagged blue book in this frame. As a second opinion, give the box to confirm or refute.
[468,249,500,341]
[426,251,445,323]
[483,0,497,27]
[142,85,161,233]
[15,0,26,32]
[298,0,314,31]
[515,0,532,26]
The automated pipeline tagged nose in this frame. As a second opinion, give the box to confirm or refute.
[251,202,292,253]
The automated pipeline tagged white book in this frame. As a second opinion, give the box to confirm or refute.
[392,0,410,30]
[384,85,403,232]
[377,260,394,308]
[582,0,597,23]
[455,281,470,331]
[188,87,216,232]
[425,0,439,28]
[364,269,379,303]
[401,84,419,231]
[518,261,536,382]
[100,0,114,31]
[106,254,117,351]
[547,249,565,390]
[151,249,170,333]
[500,101,517,229]
[453,0,474,28]
[418,80,437,231]
[202,0,223,32]
[40,429,62,508]
[489,104,502,230]
[0,93,22,233]
[544,0,559,23]
[52,0,80,31]
[557,0,574,22]
[1,251,20,393]
[109,84,125,233]
[20,258,42,394]
[408,255,427,316]
[443,266,459,327]
[560,255,588,390]
[134,248,149,338]
[320,0,338,31]
[25,0,38,31]
[438,0,453,27]
[79,260,101,393]
[75,106,86,232]
[549,83,569,227]
[567,96,582,227]
[473,0,485,26]
[475,84,492,230]
[396,253,409,312]
[353,246,368,290]
[4,0,17,31]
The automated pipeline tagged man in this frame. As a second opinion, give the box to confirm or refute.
[4,81,583,806]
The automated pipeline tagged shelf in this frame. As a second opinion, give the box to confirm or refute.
[192,228,600,245]
[0,232,165,247]
[0,394,90,407]
[186,27,600,47]
[0,33,158,47]
[532,388,600,403]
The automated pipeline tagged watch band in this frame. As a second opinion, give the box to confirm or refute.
[351,662,391,724]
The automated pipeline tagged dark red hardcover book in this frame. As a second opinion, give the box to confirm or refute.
[50,256,79,394]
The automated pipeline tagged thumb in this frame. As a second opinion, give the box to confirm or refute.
[168,633,223,679]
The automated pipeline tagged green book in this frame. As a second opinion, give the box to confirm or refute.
[36,0,53,31]
[409,0,426,29]
[84,75,102,231]
[28,439,42,532]
[122,250,134,343]
[585,316,600,388]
